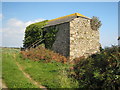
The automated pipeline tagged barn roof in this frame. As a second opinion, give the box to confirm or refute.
[44,13,90,27]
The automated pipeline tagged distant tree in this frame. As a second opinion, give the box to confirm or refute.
[90,16,102,30]
[23,20,48,48]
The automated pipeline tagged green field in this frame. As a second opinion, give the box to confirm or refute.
[1,46,120,89]
[2,48,38,88]
[2,48,78,88]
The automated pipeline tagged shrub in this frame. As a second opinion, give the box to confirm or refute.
[90,16,102,30]
[58,68,79,88]
[71,46,120,89]
[20,46,68,63]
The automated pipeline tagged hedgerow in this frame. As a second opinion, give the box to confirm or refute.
[69,46,120,89]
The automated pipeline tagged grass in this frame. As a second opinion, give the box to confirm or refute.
[2,48,38,88]
[2,46,119,89]
[16,53,72,88]
[2,48,78,88]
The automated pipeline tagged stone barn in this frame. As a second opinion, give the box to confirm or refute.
[44,13,100,60]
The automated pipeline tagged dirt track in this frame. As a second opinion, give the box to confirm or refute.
[13,54,47,89]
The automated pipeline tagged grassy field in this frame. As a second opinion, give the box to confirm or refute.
[2,48,38,88]
[2,46,119,89]
[16,54,74,88]
[2,48,78,88]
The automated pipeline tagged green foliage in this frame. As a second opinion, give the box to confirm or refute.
[44,26,58,49]
[23,20,58,50]
[58,67,79,88]
[2,48,78,88]
[90,16,102,30]
[71,46,120,89]
[23,20,48,48]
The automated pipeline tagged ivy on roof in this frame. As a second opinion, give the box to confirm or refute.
[23,20,48,48]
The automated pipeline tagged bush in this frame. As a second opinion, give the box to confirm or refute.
[58,68,79,88]
[20,46,68,63]
[71,46,120,89]
[90,16,102,30]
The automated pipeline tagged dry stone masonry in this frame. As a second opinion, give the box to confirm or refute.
[44,13,100,60]
[70,17,100,59]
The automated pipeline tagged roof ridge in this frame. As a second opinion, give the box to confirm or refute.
[48,13,90,22]
[75,13,90,19]
[48,13,76,22]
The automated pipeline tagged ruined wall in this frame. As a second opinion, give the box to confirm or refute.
[70,17,100,60]
[51,22,70,57]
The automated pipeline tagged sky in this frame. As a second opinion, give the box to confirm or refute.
[1,2,119,48]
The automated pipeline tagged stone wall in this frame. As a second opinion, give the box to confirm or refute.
[48,17,100,60]
[70,17,100,60]
[51,22,70,57]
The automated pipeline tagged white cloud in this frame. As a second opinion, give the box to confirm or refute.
[2,18,45,47]
[7,18,25,27]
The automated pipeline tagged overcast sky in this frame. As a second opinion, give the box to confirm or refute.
[1,2,118,48]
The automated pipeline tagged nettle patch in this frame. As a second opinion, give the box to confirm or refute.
[90,16,102,30]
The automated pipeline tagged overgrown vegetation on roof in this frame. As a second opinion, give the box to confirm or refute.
[23,20,59,49]
[90,16,102,30]
[23,20,48,48]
